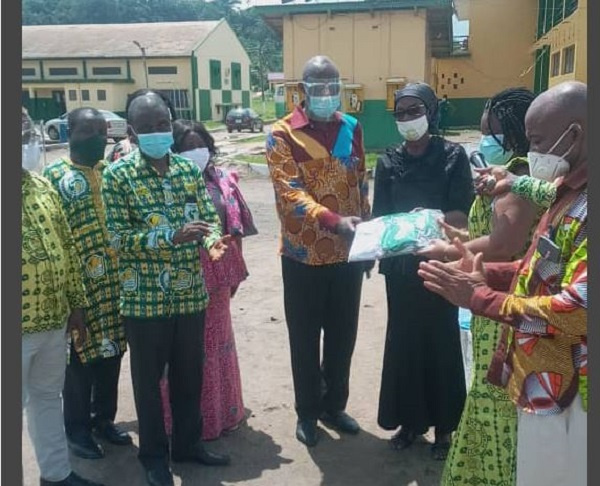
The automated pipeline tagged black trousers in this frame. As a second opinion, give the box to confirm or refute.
[63,344,123,440]
[124,312,205,469]
[281,256,364,420]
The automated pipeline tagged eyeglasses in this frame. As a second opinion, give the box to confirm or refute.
[303,81,342,97]
[394,104,426,120]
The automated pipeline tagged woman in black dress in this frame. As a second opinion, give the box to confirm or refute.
[373,83,474,460]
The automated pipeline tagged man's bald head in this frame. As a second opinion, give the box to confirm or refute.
[68,107,105,133]
[525,81,587,167]
[302,56,339,82]
[127,93,171,134]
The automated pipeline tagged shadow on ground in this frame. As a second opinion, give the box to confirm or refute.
[68,411,293,486]
[306,425,444,486]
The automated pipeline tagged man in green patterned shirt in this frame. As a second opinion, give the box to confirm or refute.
[102,92,231,486]
[22,111,103,486]
[44,108,132,461]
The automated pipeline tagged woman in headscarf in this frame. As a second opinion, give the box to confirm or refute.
[418,87,540,485]
[159,119,258,440]
[373,82,474,460]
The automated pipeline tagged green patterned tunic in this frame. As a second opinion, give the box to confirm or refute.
[441,158,541,486]
[44,158,126,364]
[101,150,222,319]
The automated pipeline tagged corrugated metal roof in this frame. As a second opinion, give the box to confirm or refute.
[22,21,222,59]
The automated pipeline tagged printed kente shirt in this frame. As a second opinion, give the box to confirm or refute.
[470,164,587,415]
[266,105,370,265]
[102,149,222,318]
[22,170,88,334]
[43,158,126,364]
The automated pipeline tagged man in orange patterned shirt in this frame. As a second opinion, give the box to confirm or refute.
[266,56,371,447]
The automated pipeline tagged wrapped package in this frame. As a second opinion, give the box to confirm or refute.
[348,209,446,262]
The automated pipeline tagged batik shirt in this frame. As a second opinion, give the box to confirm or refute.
[22,170,88,334]
[511,175,557,208]
[102,150,222,318]
[266,105,370,265]
[470,165,587,415]
[43,158,126,364]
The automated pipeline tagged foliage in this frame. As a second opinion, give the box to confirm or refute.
[22,0,283,92]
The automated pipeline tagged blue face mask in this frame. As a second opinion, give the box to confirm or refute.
[137,131,174,159]
[307,94,340,120]
[478,134,514,166]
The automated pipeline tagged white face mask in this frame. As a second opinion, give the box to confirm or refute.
[22,141,41,172]
[396,115,429,142]
[181,147,211,172]
[527,125,575,182]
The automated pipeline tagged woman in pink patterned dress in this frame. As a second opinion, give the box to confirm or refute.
[160,120,258,440]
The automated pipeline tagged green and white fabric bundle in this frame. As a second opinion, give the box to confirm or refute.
[348,209,446,262]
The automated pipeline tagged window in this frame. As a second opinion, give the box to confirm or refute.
[231,62,242,90]
[22,67,36,77]
[97,89,107,101]
[82,90,90,101]
[49,67,78,76]
[68,90,77,101]
[148,66,178,75]
[92,66,122,76]
[161,89,191,119]
[562,45,575,74]
[210,60,222,90]
[551,51,561,77]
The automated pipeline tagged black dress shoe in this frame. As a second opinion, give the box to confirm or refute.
[145,465,174,486]
[171,445,231,466]
[390,428,420,451]
[320,411,360,435]
[67,435,104,459]
[40,471,105,486]
[296,419,319,447]
[94,420,133,446]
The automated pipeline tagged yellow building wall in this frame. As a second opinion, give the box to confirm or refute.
[134,57,191,92]
[434,0,537,99]
[542,0,587,87]
[283,10,429,100]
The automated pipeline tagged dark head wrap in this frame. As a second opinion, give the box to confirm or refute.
[394,82,440,134]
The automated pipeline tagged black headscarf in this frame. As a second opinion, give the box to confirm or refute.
[394,82,440,134]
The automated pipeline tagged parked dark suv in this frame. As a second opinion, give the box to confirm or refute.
[225,108,264,133]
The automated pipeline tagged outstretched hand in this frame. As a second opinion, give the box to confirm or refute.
[417,239,486,307]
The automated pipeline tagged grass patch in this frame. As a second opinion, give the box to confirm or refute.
[235,152,379,169]
[235,153,267,165]
[365,153,379,169]
[251,98,276,121]
[231,134,266,145]
[204,121,225,130]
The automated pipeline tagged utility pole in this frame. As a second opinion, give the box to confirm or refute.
[133,40,149,88]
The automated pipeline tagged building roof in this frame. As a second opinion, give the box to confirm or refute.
[22,20,223,60]
[254,0,453,35]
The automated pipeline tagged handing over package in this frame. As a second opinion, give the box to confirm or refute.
[348,209,446,262]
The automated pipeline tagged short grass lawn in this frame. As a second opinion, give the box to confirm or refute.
[251,98,276,121]
[234,152,379,168]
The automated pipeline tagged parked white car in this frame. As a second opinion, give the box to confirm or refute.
[44,110,127,142]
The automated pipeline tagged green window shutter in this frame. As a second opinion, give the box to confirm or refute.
[199,90,212,121]
[565,0,578,17]
[242,91,250,109]
[209,60,222,90]
[552,0,565,27]
[231,62,242,90]
[222,90,232,104]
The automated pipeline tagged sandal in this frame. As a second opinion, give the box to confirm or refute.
[390,428,418,451]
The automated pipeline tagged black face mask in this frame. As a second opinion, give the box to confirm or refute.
[70,135,107,164]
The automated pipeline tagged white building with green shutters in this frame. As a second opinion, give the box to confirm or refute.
[22,20,251,123]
